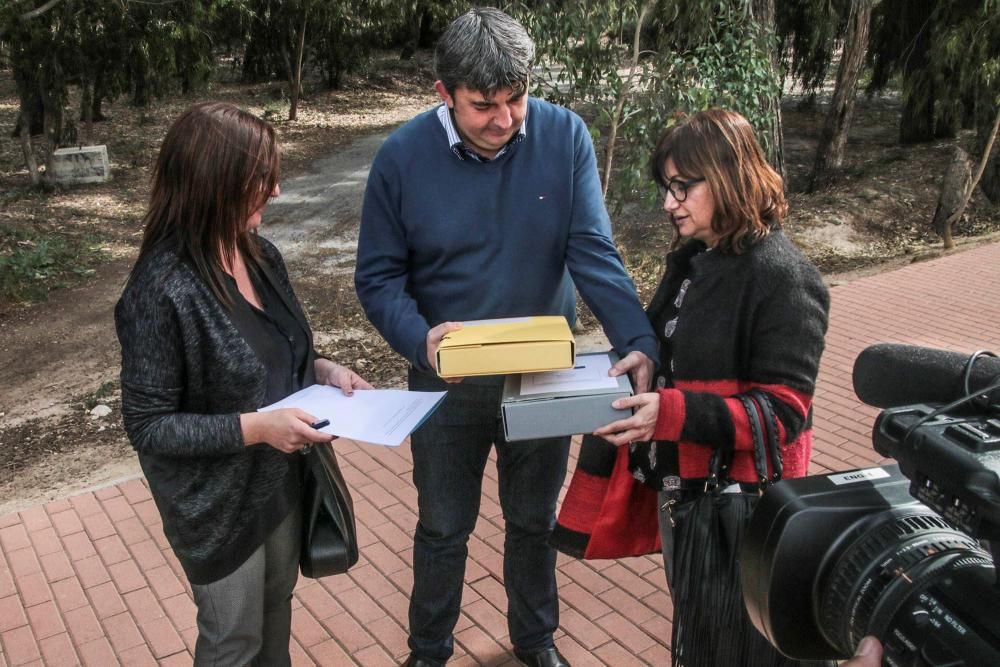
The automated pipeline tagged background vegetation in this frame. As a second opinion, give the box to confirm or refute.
[1,0,999,306]
[1,0,999,501]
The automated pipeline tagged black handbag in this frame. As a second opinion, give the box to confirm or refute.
[666,390,817,667]
[300,441,359,578]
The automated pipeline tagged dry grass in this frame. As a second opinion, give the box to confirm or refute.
[0,52,437,311]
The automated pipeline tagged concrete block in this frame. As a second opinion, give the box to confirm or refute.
[49,145,111,185]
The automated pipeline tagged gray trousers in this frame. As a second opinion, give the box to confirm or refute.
[191,501,301,667]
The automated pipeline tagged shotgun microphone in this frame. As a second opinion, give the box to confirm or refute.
[851,343,1000,409]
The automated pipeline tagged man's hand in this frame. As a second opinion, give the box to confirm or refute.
[609,350,654,393]
[842,636,882,667]
[427,321,465,383]
[593,392,660,445]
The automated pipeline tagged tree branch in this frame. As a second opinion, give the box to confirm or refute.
[945,103,1000,231]
[19,0,63,20]
[601,0,653,200]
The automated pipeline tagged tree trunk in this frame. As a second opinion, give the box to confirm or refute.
[939,106,1000,248]
[18,109,41,187]
[934,96,959,139]
[601,1,652,199]
[751,0,785,178]
[91,69,108,122]
[975,91,1000,204]
[79,76,94,144]
[898,0,935,144]
[932,147,971,249]
[980,150,1000,205]
[13,93,45,137]
[242,18,272,83]
[808,0,876,192]
[960,84,977,130]
[287,9,308,122]
[400,0,423,60]
[38,55,65,181]
[131,51,150,107]
[11,72,45,138]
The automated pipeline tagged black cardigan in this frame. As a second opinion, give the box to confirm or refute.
[115,236,317,584]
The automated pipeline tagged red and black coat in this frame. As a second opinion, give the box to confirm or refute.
[630,229,830,487]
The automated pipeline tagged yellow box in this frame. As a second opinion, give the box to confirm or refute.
[435,316,576,378]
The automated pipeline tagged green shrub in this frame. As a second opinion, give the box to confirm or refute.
[0,226,103,305]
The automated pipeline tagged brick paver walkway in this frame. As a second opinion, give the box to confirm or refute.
[2,241,998,666]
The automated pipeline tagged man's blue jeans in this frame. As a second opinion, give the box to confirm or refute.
[407,369,571,662]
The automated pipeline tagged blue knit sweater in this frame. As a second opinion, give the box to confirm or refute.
[355,98,656,373]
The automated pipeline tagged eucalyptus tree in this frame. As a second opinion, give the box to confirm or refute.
[236,0,413,119]
[807,0,878,192]
[867,0,939,144]
[310,0,421,91]
[2,0,62,185]
[932,0,1000,204]
[868,0,999,203]
[398,0,468,60]
[867,0,998,147]
[517,0,784,209]
[775,0,846,96]
[2,0,220,187]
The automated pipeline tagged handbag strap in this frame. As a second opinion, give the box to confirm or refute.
[737,394,770,488]
[737,390,786,490]
[704,390,785,493]
[748,389,784,482]
[706,430,736,493]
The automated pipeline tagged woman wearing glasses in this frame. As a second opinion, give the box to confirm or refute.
[594,109,830,666]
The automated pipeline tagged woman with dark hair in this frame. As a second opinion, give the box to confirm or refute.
[594,109,830,666]
[115,102,370,665]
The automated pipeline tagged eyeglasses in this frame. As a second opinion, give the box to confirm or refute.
[658,177,705,202]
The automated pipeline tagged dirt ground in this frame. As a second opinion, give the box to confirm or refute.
[1,57,998,516]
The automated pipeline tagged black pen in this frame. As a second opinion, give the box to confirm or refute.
[310,419,330,430]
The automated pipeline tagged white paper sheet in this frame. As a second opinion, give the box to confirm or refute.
[518,353,620,395]
[258,385,446,447]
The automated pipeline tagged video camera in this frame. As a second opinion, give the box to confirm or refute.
[742,343,1000,666]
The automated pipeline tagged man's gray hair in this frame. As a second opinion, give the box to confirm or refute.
[434,7,534,96]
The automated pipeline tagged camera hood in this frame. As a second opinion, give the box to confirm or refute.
[741,465,915,658]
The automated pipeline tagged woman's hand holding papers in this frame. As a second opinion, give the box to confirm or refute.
[240,408,334,453]
[243,359,371,452]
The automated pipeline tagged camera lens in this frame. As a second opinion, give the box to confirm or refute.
[743,466,1000,663]
[817,507,991,654]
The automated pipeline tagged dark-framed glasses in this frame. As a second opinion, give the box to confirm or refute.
[658,177,705,202]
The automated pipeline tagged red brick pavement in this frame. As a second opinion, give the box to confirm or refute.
[1,241,998,666]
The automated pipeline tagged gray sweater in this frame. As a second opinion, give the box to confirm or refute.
[115,236,317,584]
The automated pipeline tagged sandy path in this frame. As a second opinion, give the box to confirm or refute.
[0,129,394,515]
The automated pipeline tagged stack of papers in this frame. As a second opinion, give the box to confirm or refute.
[259,385,446,447]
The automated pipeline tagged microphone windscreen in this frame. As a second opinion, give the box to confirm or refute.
[852,343,1000,408]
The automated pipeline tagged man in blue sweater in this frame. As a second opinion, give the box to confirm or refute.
[355,8,657,667]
